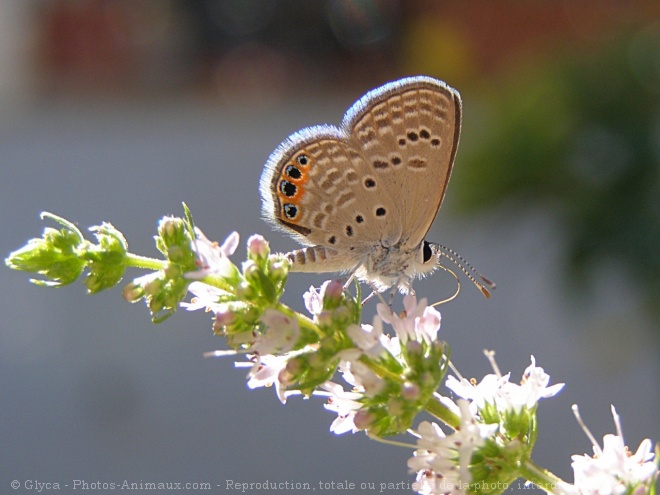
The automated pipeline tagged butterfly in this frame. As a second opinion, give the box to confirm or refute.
[260,76,492,297]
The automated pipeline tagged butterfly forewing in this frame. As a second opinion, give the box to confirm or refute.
[346,77,461,250]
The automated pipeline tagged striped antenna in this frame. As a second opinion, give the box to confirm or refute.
[431,243,495,299]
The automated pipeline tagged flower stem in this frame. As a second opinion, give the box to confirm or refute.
[518,459,566,494]
[425,395,461,429]
[125,253,167,271]
[359,355,404,383]
[275,303,323,338]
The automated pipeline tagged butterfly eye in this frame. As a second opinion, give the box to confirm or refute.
[422,241,433,264]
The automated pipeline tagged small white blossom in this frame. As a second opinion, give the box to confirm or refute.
[413,469,465,495]
[415,305,442,345]
[337,359,385,397]
[186,229,239,280]
[569,405,658,495]
[346,314,393,358]
[303,283,326,316]
[245,354,291,404]
[497,356,564,412]
[378,295,425,343]
[377,295,440,344]
[320,381,364,434]
[303,280,344,317]
[180,281,226,312]
[447,356,563,415]
[253,309,300,354]
[446,373,511,415]
[408,400,499,494]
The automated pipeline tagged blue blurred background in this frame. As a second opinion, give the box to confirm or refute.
[1,1,658,493]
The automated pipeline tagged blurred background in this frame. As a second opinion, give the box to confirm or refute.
[1,1,658,492]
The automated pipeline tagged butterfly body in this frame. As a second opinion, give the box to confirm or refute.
[260,76,462,293]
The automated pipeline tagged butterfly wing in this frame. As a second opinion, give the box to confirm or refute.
[344,76,461,250]
[260,76,461,273]
[260,125,380,272]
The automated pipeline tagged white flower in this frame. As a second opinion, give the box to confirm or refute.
[245,354,291,404]
[408,421,454,471]
[252,309,300,355]
[320,381,364,434]
[408,400,499,494]
[377,295,440,344]
[569,405,657,495]
[412,469,464,495]
[446,372,511,415]
[180,281,226,312]
[415,305,442,344]
[447,356,563,415]
[303,280,344,317]
[337,359,385,397]
[378,295,424,343]
[303,283,324,316]
[497,356,564,412]
[345,314,395,359]
[186,229,239,280]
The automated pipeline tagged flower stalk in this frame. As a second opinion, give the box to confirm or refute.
[5,207,658,495]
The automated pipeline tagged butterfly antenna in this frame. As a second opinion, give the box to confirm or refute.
[435,244,495,298]
[431,265,461,307]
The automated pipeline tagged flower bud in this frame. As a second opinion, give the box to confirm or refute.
[316,310,334,328]
[155,216,195,268]
[85,274,104,293]
[322,279,344,304]
[163,262,182,279]
[242,260,260,282]
[143,276,164,295]
[247,234,269,261]
[402,382,421,401]
[279,362,299,387]
[5,220,85,288]
[269,259,289,281]
[353,410,375,431]
[406,340,423,356]
[122,282,144,303]
[158,217,186,246]
[213,308,236,334]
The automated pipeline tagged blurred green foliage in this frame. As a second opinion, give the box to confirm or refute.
[456,29,660,324]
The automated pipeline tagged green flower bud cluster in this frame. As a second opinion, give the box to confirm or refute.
[124,216,198,322]
[6,213,127,293]
[6,207,204,323]
[360,338,450,438]
[200,233,291,345]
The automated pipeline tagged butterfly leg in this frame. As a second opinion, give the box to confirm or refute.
[342,274,355,291]
[389,286,397,307]
[361,291,377,306]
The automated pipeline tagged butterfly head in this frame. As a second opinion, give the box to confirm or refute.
[348,239,442,294]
